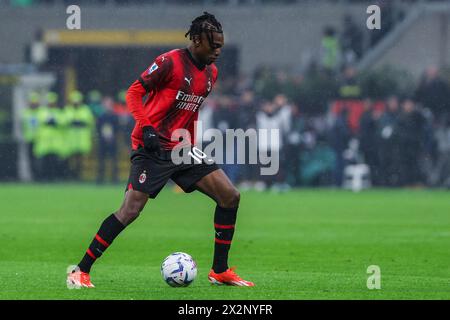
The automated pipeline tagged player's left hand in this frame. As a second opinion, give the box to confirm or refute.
[142,125,161,153]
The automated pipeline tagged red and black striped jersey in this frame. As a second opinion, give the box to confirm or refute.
[126,48,218,150]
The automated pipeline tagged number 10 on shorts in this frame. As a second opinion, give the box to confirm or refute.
[189,147,208,164]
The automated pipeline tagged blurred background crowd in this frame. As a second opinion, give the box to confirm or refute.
[2,0,450,189]
[21,61,450,190]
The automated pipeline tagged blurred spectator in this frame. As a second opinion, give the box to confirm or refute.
[213,95,239,183]
[285,104,304,187]
[21,91,41,180]
[236,89,259,188]
[397,97,426,187]
[301,118,335,186]
[421,107,439,173]
[328,106,351,186]
[338,66,361,99]
[429,117,450,188]
[34,92,64,181]
[256,98,290,191]
[96,96,119,184]
[414,66,450,123]
[272,94,292,191]
[272,94,292,133]
[115,89,134,146]
[358,99,381,185]
[87,90,104,118]
[319,26,341,74]
[376,95,401,186]
[238,89,257,130]
[65,90,95,180]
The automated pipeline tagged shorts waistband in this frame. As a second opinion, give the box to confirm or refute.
[156,149,173,161]
[133,146,193,161]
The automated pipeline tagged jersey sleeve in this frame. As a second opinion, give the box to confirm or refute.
[126,54,173,129]
[138,54,173,92]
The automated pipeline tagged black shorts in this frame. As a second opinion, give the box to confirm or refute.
[126,146,219,198]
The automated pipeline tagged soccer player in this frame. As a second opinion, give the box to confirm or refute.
[67,12,254,288]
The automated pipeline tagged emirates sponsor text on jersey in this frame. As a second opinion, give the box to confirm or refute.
[175,90,206,112]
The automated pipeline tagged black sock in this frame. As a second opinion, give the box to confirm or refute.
[78,214,125,273]
[212,206,238,273]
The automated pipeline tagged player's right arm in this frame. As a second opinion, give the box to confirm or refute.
[126,54,173,151]
[126,54,173,128]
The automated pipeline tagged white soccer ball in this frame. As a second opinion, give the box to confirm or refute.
[161,252,197,287]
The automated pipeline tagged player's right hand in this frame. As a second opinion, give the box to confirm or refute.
[142,125,161,153]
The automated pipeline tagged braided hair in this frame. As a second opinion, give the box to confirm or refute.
[185,12,223,48]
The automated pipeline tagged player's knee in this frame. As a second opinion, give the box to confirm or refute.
[220,188,240,208]
[118,203,143,225]
[126,210,141,225]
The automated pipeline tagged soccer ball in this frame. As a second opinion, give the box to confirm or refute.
[161,252,197,287]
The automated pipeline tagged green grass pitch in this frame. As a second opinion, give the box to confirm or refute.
[0,184,449,300]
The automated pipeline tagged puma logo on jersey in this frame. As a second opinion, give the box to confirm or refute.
[184,77,192,86]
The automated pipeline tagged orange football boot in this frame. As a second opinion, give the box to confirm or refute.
[208,267,254,287]
[67,269,95,288]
